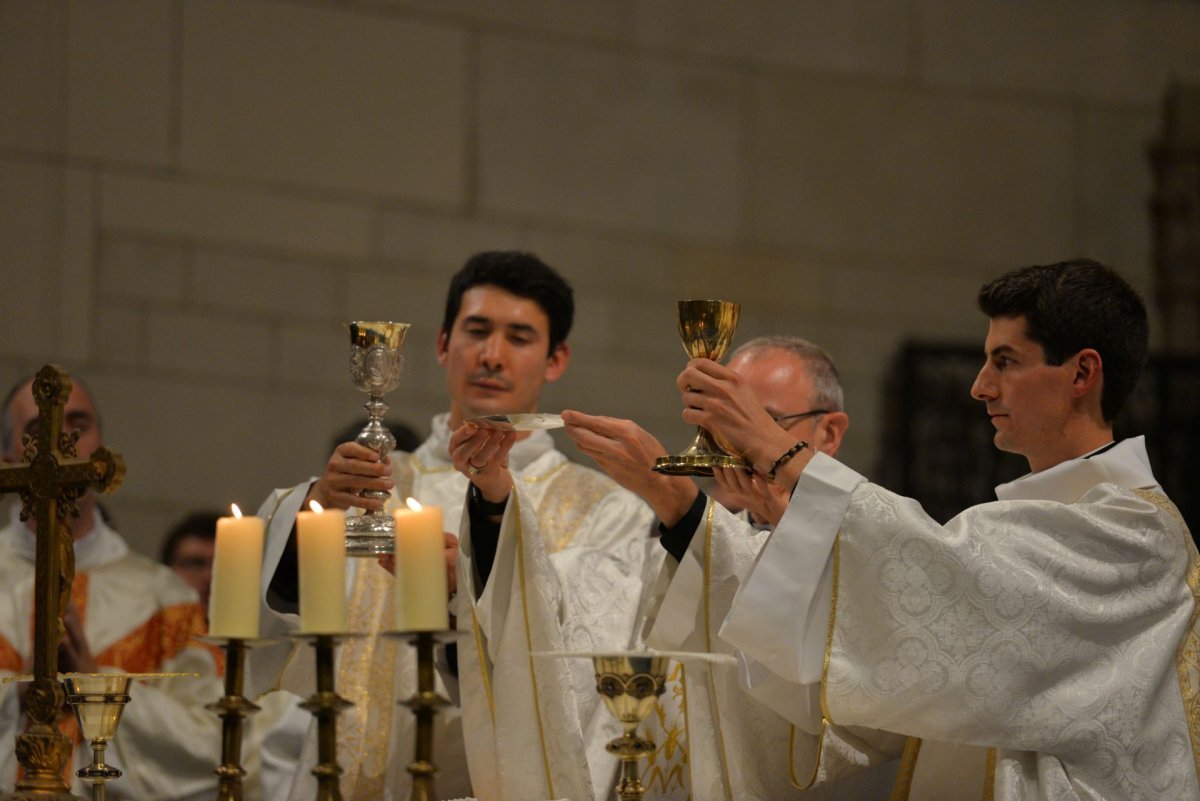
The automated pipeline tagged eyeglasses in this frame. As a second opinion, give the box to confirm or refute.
[770,409,829,428]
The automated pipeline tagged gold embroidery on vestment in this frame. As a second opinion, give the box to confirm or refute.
[470,609,495,725]
[1135,488,1200,786]
[889,737,923,801]
[789,534,841,789]
[700,499,734,801]
[983,747,996,801]
[512,491,557,798]
[533,463,614,553]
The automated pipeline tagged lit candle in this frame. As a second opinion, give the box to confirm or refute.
[208,503,264,639]
[296,501,347,633]
[392,498,449,631]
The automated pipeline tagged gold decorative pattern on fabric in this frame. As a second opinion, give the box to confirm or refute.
[819,534,840,724]
[336,562,400,800]
[1137,488,1200,786]
[889,737,923,801]
[787,722,826,790]
[335,461,413,800]
[512,491,556,798]
[411,453,456,475]
[470,609,495,724]
[642,660,689,797]
[93,602,209,674]
[983,748,996,801]
[533,463,615,553]
[701,499,734,801]
[520,461,568,484]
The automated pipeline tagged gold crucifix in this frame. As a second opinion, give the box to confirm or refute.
[0,365,124,801]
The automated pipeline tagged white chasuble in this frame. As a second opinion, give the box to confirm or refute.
[456,434,659,801]
[722,436,1200,801]
[645,497,902,801]
[251,413,657,801]
[0,510,225,801]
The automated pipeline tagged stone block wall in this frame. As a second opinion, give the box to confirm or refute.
[2,0,1196,555]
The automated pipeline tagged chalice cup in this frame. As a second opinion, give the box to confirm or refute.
[653,299,748,476]
[593,654,669,801]
[344,321,411,556]
[63,674,132,801]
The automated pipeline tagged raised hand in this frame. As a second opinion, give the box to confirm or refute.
[306,441,394,511]
[562,410,697,527]
[449,423,516,504]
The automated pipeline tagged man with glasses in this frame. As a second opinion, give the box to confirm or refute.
[563,336,897,800]
[664,260,1196,800]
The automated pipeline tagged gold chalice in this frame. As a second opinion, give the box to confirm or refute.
[63,674,132,801]
[344,320,411,555]
[593,654,669,801]
[653,299,748,476]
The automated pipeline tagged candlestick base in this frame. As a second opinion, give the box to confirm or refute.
[199,638,274,801]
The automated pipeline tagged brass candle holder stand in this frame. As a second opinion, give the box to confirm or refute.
[289,633,360,801]
[384,630,456,801]
[201,638,266,801]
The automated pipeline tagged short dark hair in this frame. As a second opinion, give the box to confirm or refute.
[161,510,221,565]
[441,251,574,353]
[977,259,1148,422]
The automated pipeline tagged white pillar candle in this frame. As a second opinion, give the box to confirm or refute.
[392,498,449,631]
[208,504,264,639]
[297,501,347,633]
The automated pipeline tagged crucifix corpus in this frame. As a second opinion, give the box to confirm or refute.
[0,365,124,801]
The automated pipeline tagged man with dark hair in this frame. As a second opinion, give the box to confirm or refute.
[0,375,223,800]
[161,510,220,612]
[661,259,1197,799]
[251,251,657,801]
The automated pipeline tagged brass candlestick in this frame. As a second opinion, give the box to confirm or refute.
[204,638,261,801]
[387,631,453,801]
[594,654,669,801]
[291,634,358,801]
[653,300,748,476]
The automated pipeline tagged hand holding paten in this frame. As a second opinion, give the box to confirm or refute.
[449,422,515,504]
[563,410,698,527]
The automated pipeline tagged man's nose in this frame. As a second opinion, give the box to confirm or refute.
[971,365,995,402]
[479,334,505,367]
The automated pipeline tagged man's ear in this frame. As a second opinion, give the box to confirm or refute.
[436,329,450,367]
[544,342,571,384]
[1071,348,1103,400]
[816,411,850,457]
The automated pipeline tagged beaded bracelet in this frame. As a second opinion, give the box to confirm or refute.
[766,440,808,481]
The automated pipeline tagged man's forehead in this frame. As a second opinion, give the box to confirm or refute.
[456,285,550,331]
[984,315,1037,350]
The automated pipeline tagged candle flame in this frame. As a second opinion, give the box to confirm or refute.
[310,500,324,514]
[231,503,243,519]
[405,497,422,512]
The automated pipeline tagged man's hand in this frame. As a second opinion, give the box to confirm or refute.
[378,532,458,597]
[562,410,698,527]
[307,441,393,511]
[58,601,97,674]
[449,423,515,504]
[712,466,789,527]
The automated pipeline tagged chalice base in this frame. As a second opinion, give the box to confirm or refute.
[344,512,394,557]
[653,429,747,477]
